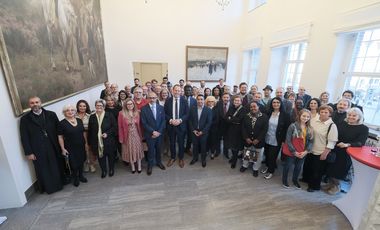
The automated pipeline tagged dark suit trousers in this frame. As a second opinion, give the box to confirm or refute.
[192,133,208,162]
[305,154,327,190]
[147,136,162,167]
[185,121,192,151]
[264,144,281,174]
[98,151,114,173]
[169,126,185,160]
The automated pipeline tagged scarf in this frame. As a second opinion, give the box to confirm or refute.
[96,111,105,158]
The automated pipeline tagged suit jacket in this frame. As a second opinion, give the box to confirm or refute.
[164,96,189,132]
[140,103,166,139]
[185,96,197,109]
[282,98,293,115]
[20,109,60,156]
[88,112,117,154]
[215,101,233,135]
[189,106,212,135]
[296,93,312,106]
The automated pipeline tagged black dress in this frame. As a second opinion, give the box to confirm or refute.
[58,119,86,171]
[326,122,368,179]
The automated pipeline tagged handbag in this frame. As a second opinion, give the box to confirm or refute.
[282,137,304,157]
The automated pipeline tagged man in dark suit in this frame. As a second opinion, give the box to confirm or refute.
[164,84,189,168]
[189,95,213,167]
[141,92,166,175]
[20,96,65,194]
[184,85,197,156]
[216,92,233,159]
[296,86,312,106]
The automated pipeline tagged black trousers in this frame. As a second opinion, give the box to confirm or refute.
[303,154,327,190]
[98,151,115,173]
[264,144,281,173]
[192,133,208,162]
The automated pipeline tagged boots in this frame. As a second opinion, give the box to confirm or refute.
[327,178,340,195]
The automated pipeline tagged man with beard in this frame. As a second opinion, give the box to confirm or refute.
[20,96,66,194]
[240,101,269,177]
[332,98,351,125]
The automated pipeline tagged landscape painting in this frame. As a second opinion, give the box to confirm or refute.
[186,46,228,82]
[0,0,108,116]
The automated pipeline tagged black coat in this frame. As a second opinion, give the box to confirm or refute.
[19,109,63,194]
[215,101,233,137]
[88,112,117,156]
[225,105,249,150]
[242,112,269,148]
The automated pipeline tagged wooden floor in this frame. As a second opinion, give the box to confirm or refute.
[0,155,351,230]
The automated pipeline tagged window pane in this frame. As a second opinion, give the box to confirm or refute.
[372,29,380,40]
[367,41,380,57]
[299,43,308,60]
[357,42,369,57]
[376,59,380,72]
[363,31,372,41]
[362,57,377,72]
[353,57,364,72]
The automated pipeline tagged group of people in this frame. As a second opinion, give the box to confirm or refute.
[20,77,369,196]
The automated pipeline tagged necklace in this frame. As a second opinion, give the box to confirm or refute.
[66,118,77,125]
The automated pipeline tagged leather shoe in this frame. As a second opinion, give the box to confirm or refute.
[137,170,142,174]
[240,166,247,172]
[190,159,197,165]
[202,161,206,168]
[79,175,88,183]
[101,171,107,178]
[147,166,152,176]
[167,159,175,167]
[179,159,185,168]
[109,169,114,177]
[157,163,166,170]
[73,177,79,187]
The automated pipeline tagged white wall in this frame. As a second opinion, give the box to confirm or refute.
[241,0,380,98]
[100,0,245,88]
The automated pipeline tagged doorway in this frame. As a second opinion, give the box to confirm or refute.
[132,62,168,83]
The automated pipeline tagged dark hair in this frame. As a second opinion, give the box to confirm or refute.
[179,79,184,82]
[134,78,139,81]
[268,97,284,114]
[239,82,248,88]
[204,87,211,96]
[76,100,91,114]
[342,90,354,98]
[212,87,220,96]
[118,90,127,100]
[163,76,168,80]
[305,98,321,110]
[196,94,204,100]
[184,85,192,91]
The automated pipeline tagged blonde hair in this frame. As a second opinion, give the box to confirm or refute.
[205,96,216,107]
[122,98,138,117]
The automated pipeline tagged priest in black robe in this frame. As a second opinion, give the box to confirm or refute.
[20,96,64,194]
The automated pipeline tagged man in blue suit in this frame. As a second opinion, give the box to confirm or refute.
[164,84,189,168]
[189,95,212,167]
[184,84,197,156]
[141,92,166,175]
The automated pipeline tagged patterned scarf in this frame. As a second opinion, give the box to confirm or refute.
[96,111,105,158]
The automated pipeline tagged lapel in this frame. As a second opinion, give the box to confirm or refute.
[28,110,45,129]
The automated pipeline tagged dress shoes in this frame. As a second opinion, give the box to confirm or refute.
[179,159,185,168]
[101,171,107,178]
[73,177,79,187]
[147,166,152,176]
[240,166,247,172]
[167,159,175,167]
[231,163,236,169]
[202,161,206,168]
[109,169,114,177]
[137,170,142,174]
[79,175,88,183]
[157,163,166,170]
[252,170,258,177]
[190,159,197,165]
[131,170,136,174]
[210,154,215,160]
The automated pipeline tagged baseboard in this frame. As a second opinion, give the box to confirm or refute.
[24,181,37,201]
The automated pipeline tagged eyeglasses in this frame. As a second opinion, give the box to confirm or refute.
[148,97,157,99]
[134,91,142,94]
[126,103,134,106]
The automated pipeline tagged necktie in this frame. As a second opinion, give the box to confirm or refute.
[175,98,179,119]
[152,105,156,120]
[224,104,227,115]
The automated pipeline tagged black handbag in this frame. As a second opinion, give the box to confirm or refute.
[325,123,336,163]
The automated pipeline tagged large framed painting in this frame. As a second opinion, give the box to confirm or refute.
[186,45,228,82]
[0,0,108,116]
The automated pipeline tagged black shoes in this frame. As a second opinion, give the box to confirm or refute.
[132,170,136,174]
[101,171,107,178]
[147,166,152,176]
[190,159,197,165]
[252,170,258,177]
[240,167,247,172]
[293,181,301,189]
[73,177,79,187]
[79,175,88,183]
[109,169,114,177]
[137,170,142,174]
[210,154,215,160]
[157,163,166,170]
[202,161,206,168]
[231,163,236,169]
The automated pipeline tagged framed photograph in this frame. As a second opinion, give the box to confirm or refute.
[186,46,228,82]
[0,0,108,116]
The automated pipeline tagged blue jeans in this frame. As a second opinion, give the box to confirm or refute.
[282,155,305,184]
